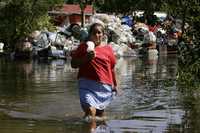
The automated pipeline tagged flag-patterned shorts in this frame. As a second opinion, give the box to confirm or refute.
[78,78,114,110]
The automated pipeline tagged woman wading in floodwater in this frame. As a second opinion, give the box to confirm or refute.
[70,23,119,124]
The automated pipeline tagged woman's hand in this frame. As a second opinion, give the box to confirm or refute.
[114,86,123,96]
[87,51,95,61]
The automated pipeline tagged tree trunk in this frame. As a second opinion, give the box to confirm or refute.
[81,9,85,27]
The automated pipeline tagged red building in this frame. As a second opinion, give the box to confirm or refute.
[48,4,94,26]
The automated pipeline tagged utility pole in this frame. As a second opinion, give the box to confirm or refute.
[80,0,87,27]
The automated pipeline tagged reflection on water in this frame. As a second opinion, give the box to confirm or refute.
[0,55,197,132]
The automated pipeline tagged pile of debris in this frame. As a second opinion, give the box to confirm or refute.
[12,13,182,60]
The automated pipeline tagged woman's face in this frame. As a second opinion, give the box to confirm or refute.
[90,25,104,46]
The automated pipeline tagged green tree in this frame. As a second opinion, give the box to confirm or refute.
[161,0,200,89]
[0,0,63,50]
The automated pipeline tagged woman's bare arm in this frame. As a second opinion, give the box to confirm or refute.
[71,51,95,68]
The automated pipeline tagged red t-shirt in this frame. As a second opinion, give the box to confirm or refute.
[71,43,117,87]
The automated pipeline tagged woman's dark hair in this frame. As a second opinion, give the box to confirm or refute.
[88,23,105,35]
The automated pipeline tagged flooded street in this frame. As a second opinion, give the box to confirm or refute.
[0,55,198,133]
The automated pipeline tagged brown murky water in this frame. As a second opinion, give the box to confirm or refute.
[0,55,198,133]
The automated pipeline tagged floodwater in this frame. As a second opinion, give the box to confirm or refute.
[0,55,198,133]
